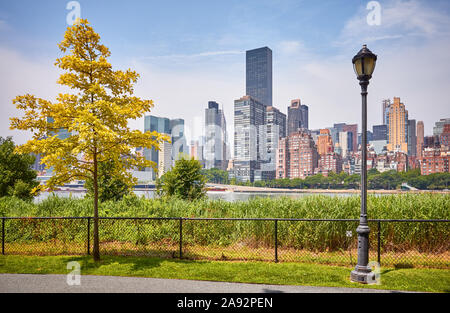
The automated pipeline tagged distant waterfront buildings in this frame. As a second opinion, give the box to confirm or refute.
[382,99,391,125]
[316,152,342,176]
[231,46,285,182]
[225,45,449,180]
[439,124,450,148]
[204,101,228,170]
[276,131,319,179]
[317,129,334,156]
[420,147,449,175]
[342,124,358,153]
[369,140,387,155]
[232,95,266,182]
[386,97,409,153]
[331,123,346,144]
[329,123,357,153]
[338,131,353,158]
[416,121,424,158]
[246,47,272,106]
[407,119,417,157]
[433,118,450,136]
[190,140,204,163]
[144,115,187,179]
[424,135,440,148]
[169,118,188,160]
[358,131,373,146]
[372,124,388,141]
[157,139,172,178]
[259,106,286,180]
[287,99,309,135]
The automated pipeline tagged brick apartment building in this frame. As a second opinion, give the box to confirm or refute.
[315,152,342,176]
[276,131,319,179]
[420,147,450,175]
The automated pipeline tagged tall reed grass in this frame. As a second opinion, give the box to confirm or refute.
[1,194,448,253]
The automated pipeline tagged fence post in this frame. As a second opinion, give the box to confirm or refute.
[377,221,381,265]
[274,220,278,263]
[179,218,183,259]
[87,217,91,255]
[2,218,4,255]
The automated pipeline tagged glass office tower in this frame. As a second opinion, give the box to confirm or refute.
[246,47,272,106]
[144,115,187,180]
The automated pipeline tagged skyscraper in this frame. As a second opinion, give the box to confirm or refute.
[386,97,409,153]
[158,139,172,178]
[233,95,266,182]
[317,129,334,156]
[416,121,424,158]
[372,124,388,141]
[259,106,286,179]
[144,115,187,179]
[339,131,353,158]
[342,124,358,152]
[407,119,417,156]
[246,47,272,106]
[169,118,188,160]
[204,101,228,170]
[287,99,309,135]
[382,99,391,125]
[331,123,346,144]
[433,118,450,136]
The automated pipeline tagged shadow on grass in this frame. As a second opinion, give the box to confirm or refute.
[380,262,416,276]
[66,252,207,274]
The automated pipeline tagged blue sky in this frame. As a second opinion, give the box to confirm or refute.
[1,0,450,145]
[0,0,359,57]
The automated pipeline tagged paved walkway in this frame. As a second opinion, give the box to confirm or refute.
[0,274,406,293]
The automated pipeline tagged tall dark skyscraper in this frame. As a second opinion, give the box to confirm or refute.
[246,47,272,106]
[287,99,309,135]
[372,124,388,141]
[407,119,417,156]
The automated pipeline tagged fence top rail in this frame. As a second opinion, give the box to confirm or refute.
[1,216,449,222]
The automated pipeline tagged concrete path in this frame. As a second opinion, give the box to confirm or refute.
[0,274,407,293]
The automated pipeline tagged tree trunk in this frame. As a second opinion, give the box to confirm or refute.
[93,150,100,261]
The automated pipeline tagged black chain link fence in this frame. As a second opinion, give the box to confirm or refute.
[1,217,449,268]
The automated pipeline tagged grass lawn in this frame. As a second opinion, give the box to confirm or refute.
[0,255,449,293]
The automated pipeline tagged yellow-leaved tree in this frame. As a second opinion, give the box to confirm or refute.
[10,19,168,261]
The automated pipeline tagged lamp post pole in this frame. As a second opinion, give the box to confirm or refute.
[350,44,377,284]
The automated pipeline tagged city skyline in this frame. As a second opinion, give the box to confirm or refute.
[1,0,450,148]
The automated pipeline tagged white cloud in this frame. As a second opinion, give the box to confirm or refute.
[278,40,304,55]
[337,0,450,47]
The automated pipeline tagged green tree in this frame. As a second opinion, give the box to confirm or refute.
[0,137,40,201]
[201,168,229,184]
[85,159,130,202]
[156,156,206,200]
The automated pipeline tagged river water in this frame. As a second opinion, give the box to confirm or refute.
[34,190,359,203]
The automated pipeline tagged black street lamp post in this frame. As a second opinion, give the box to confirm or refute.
[351,44,377,284]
